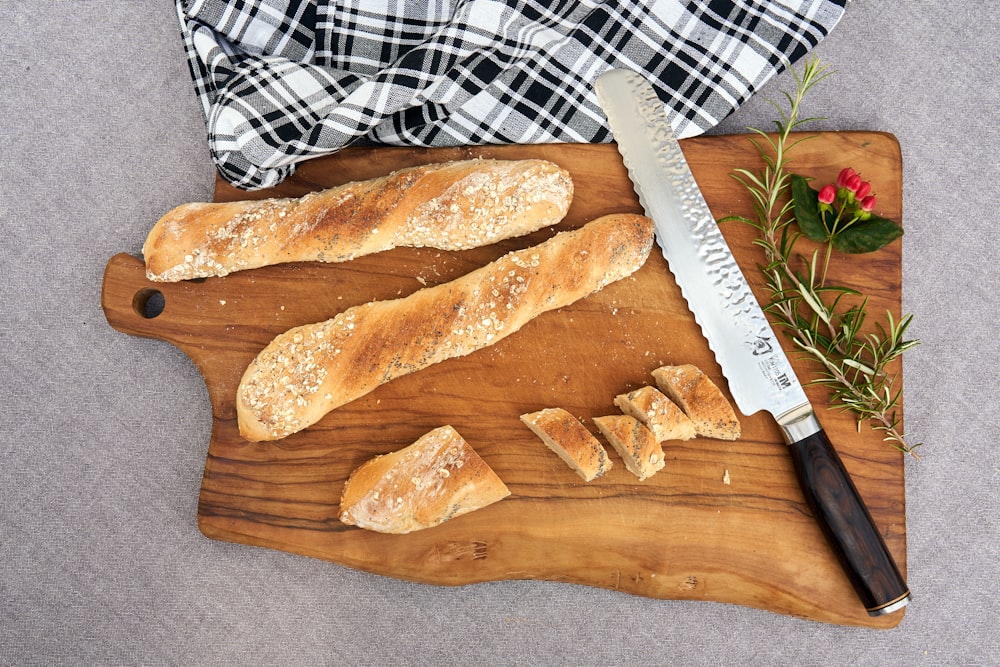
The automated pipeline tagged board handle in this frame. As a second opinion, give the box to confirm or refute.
[788,426,910,616]
[101,253,179,340]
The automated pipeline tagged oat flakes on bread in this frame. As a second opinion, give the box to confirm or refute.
[338,425,509,534]
[520,408,613,482]
[592,415,665,481]
[237,213,655,441]
[143,158,573,282]
[614,385,697,442]
[652,364,741,440]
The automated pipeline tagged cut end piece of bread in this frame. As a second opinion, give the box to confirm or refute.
[339,425,510,534]
[652,364,741,440]
[592,415,665,481]
[520,408,613,482]
[614,385,697,442]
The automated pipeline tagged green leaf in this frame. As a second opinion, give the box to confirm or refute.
[790,174,829,242]
[831,215,905,253]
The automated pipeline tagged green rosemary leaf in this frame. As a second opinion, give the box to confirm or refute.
[843,357,876,376]
[785,133,821,152]
[746,131,777,158]
[732,167,766,190]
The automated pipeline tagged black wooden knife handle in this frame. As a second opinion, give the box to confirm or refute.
[788,428,910,615]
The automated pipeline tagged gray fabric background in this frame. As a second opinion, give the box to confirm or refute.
[2,2,997,665]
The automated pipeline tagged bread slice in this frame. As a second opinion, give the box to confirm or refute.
[614,385,696,442]
[520,408,613,482]
[652,364,741,440]
[339,426,510,534]
[592,415,665,481]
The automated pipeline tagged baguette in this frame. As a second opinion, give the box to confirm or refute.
[592,415,665,481]
[520,408,613,482]
[143,158,574,282]
[652,364,741,440]
[614,385,696,442]
[237,213,655,441]
[338,425,510,534]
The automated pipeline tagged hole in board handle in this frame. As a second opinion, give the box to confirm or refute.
[133,288,165,319]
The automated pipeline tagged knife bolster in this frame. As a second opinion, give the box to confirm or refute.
[777,404,821,444]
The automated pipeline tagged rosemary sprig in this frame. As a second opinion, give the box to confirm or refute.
[725,57,921,458]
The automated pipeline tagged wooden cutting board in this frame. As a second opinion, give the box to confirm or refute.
[102,132,908,628]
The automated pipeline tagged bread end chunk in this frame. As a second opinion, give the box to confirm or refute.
[339,426,510,534]
[593,415,665,481]
[652,364,741,440]
[520,408,613,482]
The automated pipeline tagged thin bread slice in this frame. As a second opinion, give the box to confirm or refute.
[652,364,741,440]
[614,385,697,442]
[520,408,613,482]
[339,425,510,534]
[592,415,665,481]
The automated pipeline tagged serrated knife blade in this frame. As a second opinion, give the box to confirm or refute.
[595,68,909,616]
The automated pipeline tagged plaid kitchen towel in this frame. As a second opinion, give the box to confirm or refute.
[176,0,846,190]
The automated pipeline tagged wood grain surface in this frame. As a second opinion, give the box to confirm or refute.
[102,133,907,627]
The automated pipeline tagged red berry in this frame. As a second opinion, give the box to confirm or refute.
[837,167,857,188]
[818,184,836,205]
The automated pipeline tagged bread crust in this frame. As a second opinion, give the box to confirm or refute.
[520,408,612,482]
[614,385,696,442]
[338,425,509,534]
[593,415,665,481]
[237,213,654,441]
[652,364,741,440]
[142,158,574,282]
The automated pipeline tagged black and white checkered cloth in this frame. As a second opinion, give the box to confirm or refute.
[176,0,846,190]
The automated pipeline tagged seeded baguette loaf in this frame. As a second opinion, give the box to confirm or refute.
[614,385,697,442]
[593,415,665,481]
[142,158,574,282]
[237,213,655,441]
[339,425,510,534]
[520,408,613,481]
[652,364,741,440]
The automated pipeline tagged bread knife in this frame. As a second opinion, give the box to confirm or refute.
[594,68,910,616]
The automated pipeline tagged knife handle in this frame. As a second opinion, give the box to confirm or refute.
[788,427,910,616]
